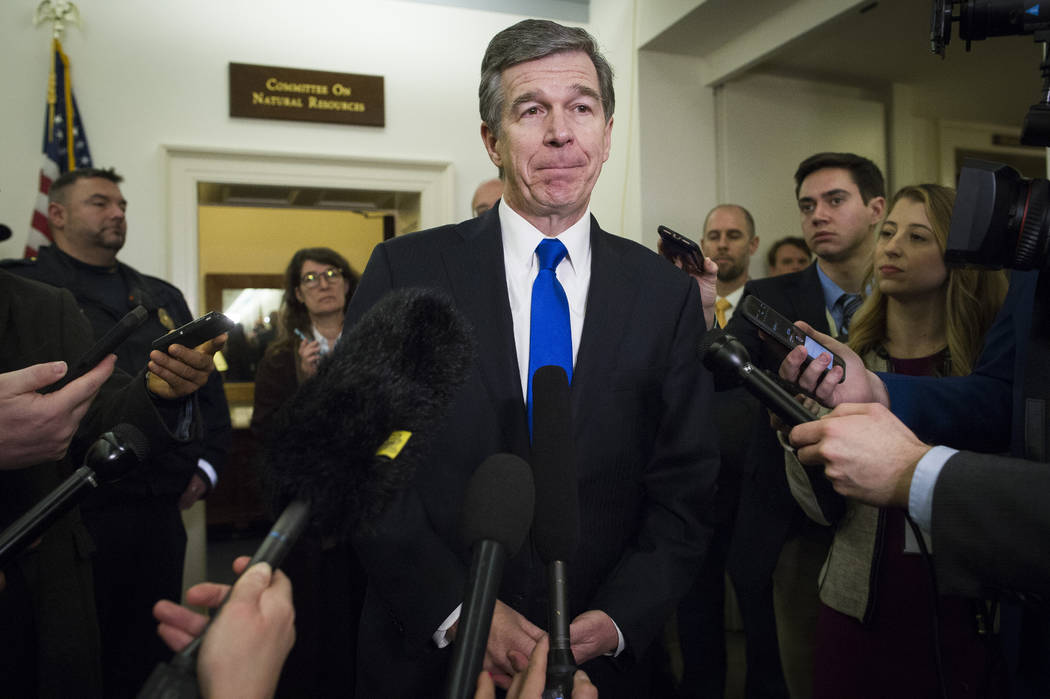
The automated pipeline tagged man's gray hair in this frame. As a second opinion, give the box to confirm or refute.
[479,19,614,139]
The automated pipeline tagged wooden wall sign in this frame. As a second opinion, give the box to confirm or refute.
[229,62,385,127]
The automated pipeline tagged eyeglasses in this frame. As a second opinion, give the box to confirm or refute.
[300,268,343,288]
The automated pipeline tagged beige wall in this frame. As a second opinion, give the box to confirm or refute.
[198,205,383,276]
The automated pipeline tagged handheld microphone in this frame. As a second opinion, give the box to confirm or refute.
[0,224,12,242]
[702,334,844,522]
[531,365,579,699]
[702,334,815,426]
[0,424,149,569]
[265,287,475,538]
[43,305,149,394]
[136,499,311,699]
[445,454,534,699]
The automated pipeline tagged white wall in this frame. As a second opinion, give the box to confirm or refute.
[716,72,886,279]
[0,0,638,278]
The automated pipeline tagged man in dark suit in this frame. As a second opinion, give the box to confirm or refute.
[719,153,885,697]
[345,19,718,698]
[673,203,773,698]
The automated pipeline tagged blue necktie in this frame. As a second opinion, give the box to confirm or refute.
[838,293,863,340]
[527,238,572,434]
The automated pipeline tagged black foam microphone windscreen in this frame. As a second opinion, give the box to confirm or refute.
[446,453,534,699]
[264,287,475,538]
[530,365,579,563]
[459,453,535,555]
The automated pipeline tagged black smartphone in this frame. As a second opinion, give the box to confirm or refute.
[43,305,150,394]
[151,311,234,353]
[657,225,704,269]
[738,294,846,381]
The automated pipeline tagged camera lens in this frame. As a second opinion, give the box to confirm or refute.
[947,159,1050,270]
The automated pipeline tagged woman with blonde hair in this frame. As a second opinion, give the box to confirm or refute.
[787,183,1008,697]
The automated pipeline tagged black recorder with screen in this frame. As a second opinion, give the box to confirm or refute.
[739,294,846,381]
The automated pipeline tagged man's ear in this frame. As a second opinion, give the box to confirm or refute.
[481,122,502,168]
[868,195,886,224]
[47,200,65,231]
[749,235,760,255]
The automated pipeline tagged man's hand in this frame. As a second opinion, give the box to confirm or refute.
[147,334,226,400]
[154,556,295,699]
[475,635,599,699]
[778,322,889,408]
[569,609,619,666]
[297,338,322,379]
[473,599,544,689]
[0,356,116,469]
[659,239,719,329]
[789,402,931,508]
[178,474,209,510]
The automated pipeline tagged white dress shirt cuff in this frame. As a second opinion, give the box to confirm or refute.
[196,458,218,487]
[909,445,957,534]
[433,605,462,648]
[609,618,625,657]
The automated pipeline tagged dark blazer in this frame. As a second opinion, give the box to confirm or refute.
[345,208,719,697]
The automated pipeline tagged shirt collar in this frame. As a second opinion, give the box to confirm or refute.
[498,199,591,273]
[815,261,850,310]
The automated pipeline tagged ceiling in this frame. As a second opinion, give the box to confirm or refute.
[646,0,1046,127]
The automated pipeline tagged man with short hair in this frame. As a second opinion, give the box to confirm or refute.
[767,236,812,276]
[721,152,885,698]
[702,204,759,328]
[347,19,717,698]
[2,167,232,698]
[471,176,503,217]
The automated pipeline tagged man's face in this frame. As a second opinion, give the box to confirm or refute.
[49,177,127,260]
[797,168,884,263]
[769,243,811,276]
[472,178,504,217]
[481,51,613,228]
[701,207,758,284]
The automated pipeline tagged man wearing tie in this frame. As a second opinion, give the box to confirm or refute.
[721,152,885,698]
[346,18,718,698]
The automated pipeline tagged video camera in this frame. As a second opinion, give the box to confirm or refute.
[932,1,1050,269]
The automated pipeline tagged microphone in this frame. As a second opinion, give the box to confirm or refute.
[264,287,475,538]
[702,334,814,426]
[531,365,579,699]
[0,224,12,242]
[445,454,534,699]
[0,424,149,568]
[137,500,312,699]
[702,334,844,522]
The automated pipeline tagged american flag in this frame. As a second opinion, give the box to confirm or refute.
[26,38,93,258]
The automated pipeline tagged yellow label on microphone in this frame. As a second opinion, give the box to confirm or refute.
[376,431,412,460]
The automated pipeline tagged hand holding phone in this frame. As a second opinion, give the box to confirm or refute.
[739,295,846,381]
[657,225,704,272]
[152,311,235,354]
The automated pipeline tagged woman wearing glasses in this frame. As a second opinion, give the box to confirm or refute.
[251,246,361,697]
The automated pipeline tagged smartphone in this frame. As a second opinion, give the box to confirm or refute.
[657,225,704,269]
[43,305,150,393]
[738,294,846,381]
[152,311,234,353]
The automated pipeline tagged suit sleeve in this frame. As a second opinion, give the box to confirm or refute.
[588,278,720,655]
[932,450,1050,602]
[882,270,1035,452]
[346,244,470,651]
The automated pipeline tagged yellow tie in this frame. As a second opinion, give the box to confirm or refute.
[715,297,731,328]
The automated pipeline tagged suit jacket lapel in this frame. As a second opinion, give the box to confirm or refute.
[797,263,832,334]
[571,217,635,423]
[442,212,530,456]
